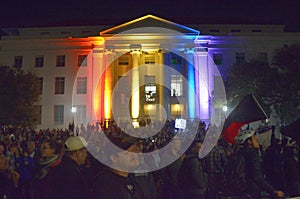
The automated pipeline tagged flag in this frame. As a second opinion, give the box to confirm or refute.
[256,128,272,150]
[222,94,268,143]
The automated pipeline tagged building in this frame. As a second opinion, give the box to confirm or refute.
[0,14,299,129]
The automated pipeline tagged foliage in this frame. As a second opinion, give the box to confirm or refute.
[225,44,300,123]
[0,66,41,127]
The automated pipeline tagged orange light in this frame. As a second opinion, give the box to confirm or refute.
[104,66,112,120]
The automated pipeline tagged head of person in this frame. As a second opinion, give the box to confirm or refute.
[106,136,140,173]
[235,130,259,149]
[40,139,62,159]
[64,136,88,166]
[27,141,36,154]
[171,137,181,154]
[191,140,202,154]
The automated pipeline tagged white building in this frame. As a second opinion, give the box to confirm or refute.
[0,14,299,129]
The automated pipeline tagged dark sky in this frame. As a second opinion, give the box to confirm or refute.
[1,0,299,31]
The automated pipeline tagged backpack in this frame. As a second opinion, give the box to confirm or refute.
[224,150,247,195]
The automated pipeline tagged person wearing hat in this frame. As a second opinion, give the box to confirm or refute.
[234,130,284,198]
[50,136,89,199]
[91,136,145,199]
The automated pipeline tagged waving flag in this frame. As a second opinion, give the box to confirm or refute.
[222,94,268,143]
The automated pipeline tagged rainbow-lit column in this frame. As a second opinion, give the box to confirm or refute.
[103,52,114,122]
[186,49,196,119]
[196,49,210,123]
[131,51,140,127]
[92,51,104,122]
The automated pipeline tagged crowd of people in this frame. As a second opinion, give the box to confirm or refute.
[0,119,299,199]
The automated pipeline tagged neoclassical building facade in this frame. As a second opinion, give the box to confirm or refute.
[0,15,299,129]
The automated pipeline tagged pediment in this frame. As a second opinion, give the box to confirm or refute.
[100,14,199,36]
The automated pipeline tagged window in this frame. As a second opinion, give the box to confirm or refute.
[55,77,65,94]
[118,56,129,65]
[54,105,64,125]
[75,105,86,124]
[56,55,65,67]
[209,29,220,32]
[14,56,23,68]
[78,55,87,66]
[117,76,129,105]
[145,75,156,102]
[38,77,43,94]
[257,52,268,63]
[252,29,262,32]
[171,75,183,96]
[171,56,182,65]
[35,105,42,124]
[235,52,245,65]
[213,53,223,65]
[35,56,44,67]
[76,77,87,94]
[145,54,155,64]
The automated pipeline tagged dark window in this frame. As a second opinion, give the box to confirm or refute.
[56,55,65,67]
[235,52,246,65]
[119,56,129,65]
[38,77,43,94]
[171,56,182,65]
[213,53,223,65]
[55,77,65,94]
[78,55,87,66]
[76,77,87,94]
[54,105,64,125]
[14,56,23,68]
[35,56,44,67]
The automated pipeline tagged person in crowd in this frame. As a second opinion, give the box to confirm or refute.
[31,139,63,199]
[282,145,300,197]
[202,139,228,199]
[178,140,207,199]
[91,136,144,199]
[50,136,89,199]
[263,137,285,191]
[160,137,185,199]
[0,152,20,199]
[233,130,284,198]
[15,149,34,199]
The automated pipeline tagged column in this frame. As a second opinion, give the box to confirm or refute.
[92,51,104,122]
[186,49,196,119]
[103,52,114,121]
[163,51,171,119]
[196,50,210,123]
[131,51,140,127]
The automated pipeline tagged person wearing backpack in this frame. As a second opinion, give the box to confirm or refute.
[226,130,284,198]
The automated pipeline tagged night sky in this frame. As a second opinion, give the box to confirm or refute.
[1,0,299,31]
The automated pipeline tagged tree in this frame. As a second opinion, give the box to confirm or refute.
[0,66,41,127]
[272,44,300,123]
[225,59,279,116]
[225,44,300,124]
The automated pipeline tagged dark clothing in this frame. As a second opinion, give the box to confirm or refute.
[0,171,14,199]
[283,149,300,197]
[263,147,285,190]
[178,154,207,199]
[91,168,144,199]
[160,154,183,199]
[31,158,61,199]
[239,146,276,198]
[203,146,227,199]
[50,156,89,199]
